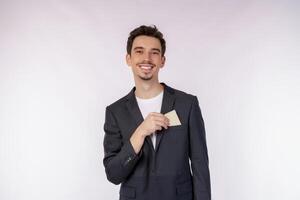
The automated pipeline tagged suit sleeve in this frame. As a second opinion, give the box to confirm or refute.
[189,96,211,200]
[103,106,142,185]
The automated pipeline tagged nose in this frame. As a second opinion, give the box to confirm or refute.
[143,52,152,62]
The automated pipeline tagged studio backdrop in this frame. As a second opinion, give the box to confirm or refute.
[0,0,299,200]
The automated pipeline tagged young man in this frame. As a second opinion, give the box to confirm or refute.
[103,25,211,200]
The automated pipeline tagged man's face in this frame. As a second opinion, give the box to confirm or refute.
[126,35,165,81]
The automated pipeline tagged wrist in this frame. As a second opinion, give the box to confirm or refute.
[135,127,147,139]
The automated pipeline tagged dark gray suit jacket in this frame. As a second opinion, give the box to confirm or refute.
[103,83,211,200]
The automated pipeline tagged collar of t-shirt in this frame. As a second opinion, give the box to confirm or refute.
[135,90,164,119]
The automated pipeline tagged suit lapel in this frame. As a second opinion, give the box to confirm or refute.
[125,89,144,126]
[125,83,176,152]
[156,83,175,151]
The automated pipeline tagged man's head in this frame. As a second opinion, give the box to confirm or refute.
[126,25,166,82]
[127,25,166,57]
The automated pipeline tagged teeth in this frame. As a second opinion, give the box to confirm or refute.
[139,64,153,70]
[141,66,151,69]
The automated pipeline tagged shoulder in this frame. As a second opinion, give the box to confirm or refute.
[105,94,128,112]
[170,85,198,104]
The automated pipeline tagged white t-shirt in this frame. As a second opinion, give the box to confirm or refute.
[136,90,164,149]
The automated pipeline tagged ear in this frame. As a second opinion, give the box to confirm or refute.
[160,56,166,68]
[126,54,131,67]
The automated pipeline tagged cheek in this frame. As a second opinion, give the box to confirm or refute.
[154,59,164,66]
[132,57,142,64]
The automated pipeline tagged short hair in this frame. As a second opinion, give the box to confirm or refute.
[127,25,166,56]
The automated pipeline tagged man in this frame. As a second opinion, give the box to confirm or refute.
[103,25,211,200]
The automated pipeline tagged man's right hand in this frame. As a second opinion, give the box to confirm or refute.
[130,112,170,154]
[139,112,170,136]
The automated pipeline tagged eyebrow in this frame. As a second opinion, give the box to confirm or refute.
[133,47,161,52]
[151,48,161,52]
[133,47,144,51]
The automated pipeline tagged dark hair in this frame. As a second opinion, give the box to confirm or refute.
[127,25,166,56]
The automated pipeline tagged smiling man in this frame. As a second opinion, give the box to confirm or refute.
[103,25,211,200]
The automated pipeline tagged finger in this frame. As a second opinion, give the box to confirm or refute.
[148,113,170,125]
[155,125,163,131]
[151,114,169,121]
[154,120,168,129]
[149,112,166,118]
[154,116,170,126]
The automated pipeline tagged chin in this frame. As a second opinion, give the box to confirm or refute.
[139,75,153,81]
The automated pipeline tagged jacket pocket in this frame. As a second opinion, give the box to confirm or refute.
[120,185,136,199]
[167,124,187,131]
[176,180,193,195]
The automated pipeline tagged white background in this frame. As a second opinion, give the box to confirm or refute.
[1,0,299,199]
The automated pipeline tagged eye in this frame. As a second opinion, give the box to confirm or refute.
[135,50,143,54]
[152,51,159,55]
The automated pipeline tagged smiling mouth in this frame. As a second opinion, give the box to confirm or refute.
[139,64,154,71]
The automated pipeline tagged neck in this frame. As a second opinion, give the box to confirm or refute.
[134,78,164,99]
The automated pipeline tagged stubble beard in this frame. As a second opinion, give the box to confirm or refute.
[138,75,153,81]
[137,63,154,81]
